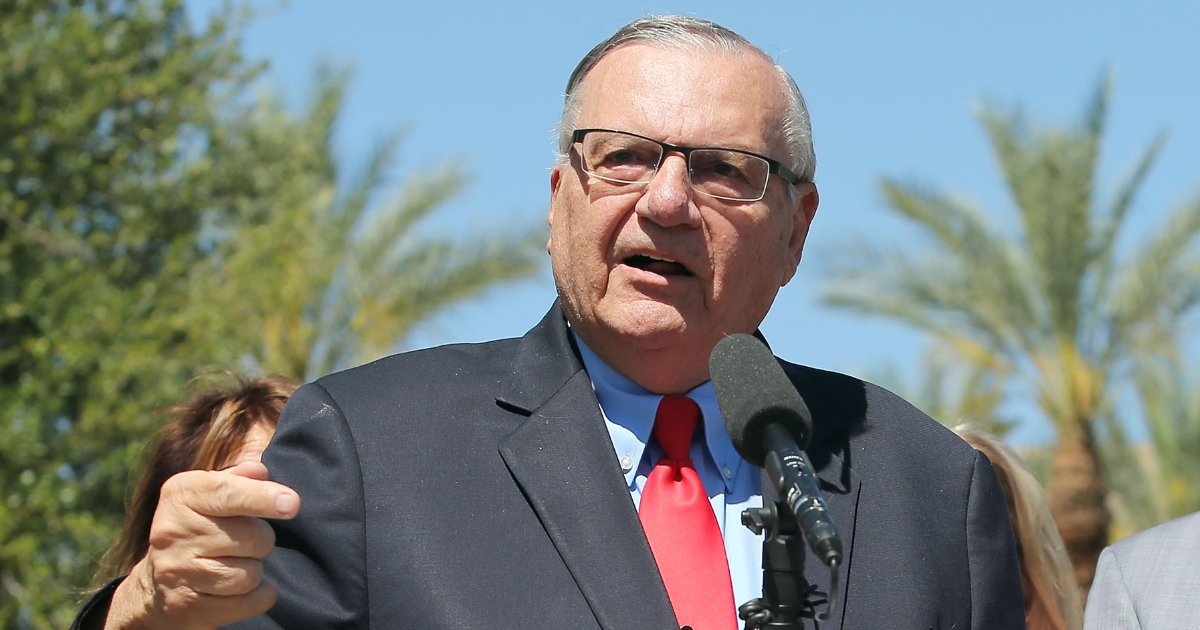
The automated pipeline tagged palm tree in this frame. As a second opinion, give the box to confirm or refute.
[822,75,1200,595]
[1103,355,1200,534]
[198,66,547,381]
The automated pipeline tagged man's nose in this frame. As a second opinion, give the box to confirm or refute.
[637,153,700,227]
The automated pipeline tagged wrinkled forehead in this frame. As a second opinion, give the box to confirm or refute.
[575,43,790,153]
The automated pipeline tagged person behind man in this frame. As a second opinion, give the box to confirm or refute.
[955,424,1083,630]
[73,375,297,630]
[1083,510,1200,630]
[80,15,1025,630]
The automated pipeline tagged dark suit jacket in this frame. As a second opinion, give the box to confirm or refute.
[225,303,1024,630]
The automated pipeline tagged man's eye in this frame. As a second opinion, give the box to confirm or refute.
[607,150,640,165]
[696,159,746,182]
[709,161,741,178]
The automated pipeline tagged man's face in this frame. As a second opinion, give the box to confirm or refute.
[548,44,818,393]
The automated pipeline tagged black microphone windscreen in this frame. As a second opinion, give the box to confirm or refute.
[709,333,813,467]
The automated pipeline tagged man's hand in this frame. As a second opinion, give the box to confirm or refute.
[105,461,301,630]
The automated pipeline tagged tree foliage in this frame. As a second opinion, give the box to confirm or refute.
[822,74,1200,596]
[1,3,252,625]
[193,66,546,381]
[0,2,545,626]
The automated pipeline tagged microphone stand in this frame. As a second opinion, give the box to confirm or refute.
[737,500,839,629]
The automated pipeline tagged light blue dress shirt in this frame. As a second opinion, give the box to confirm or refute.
[572,333,764,622]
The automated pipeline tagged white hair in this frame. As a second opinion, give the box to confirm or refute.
[553,15,816,183]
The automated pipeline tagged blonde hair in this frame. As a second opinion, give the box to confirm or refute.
[953,425,1082,630]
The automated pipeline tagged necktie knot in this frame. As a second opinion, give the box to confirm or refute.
[653,395,701,461]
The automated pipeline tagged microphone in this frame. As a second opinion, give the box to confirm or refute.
[709,333,843,567]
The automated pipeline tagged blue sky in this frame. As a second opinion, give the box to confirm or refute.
[188,1,1200,444]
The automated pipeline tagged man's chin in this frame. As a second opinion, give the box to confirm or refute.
[567,301,726,392]
[563,293,715,350]
[593,301,698,350]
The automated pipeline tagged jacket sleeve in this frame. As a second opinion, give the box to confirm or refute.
[226,382,369,630]
[965,449,1028,629]
[67,577,123,630]
[1083,547,1140,630]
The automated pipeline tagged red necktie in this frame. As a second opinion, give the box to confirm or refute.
[639,395,737,630]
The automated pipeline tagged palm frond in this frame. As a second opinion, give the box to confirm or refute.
[200,65,547,379]
[978,84,1108,339]
[824,244,1029,363]
[327,131,403,244]
[306,64,352,161]
[347,223,547,363]
[1131,356,1200,520]
[1083,70,1112,142]
[1106,193,1200,363]
[828,182,1046,358]
[1088,131,1168,344]
[822,71,1200,566]
[351,160,466,273]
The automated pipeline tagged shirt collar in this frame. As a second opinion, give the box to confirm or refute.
[572,330,745,493]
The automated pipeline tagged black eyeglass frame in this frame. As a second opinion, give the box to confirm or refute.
[571,128,805,193]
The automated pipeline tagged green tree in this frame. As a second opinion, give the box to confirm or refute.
[195,67,546,381]
[0,2,545,626]
[822,75,1200,596]
[1,2,254,625]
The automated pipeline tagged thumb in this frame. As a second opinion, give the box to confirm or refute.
[166,467,301,521]
[224,460,270,481]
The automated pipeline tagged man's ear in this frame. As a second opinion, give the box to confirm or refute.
[549,167,563,218]
[547,166,563,252]
[783,183,819,285]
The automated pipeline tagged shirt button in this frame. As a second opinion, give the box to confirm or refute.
[620,456,634,472]
[723,467,733,479]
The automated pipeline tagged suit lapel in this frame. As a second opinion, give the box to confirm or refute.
[496,305,677,630]
[494,307,865,630]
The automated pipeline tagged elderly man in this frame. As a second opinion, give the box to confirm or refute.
[77,15,1024,630]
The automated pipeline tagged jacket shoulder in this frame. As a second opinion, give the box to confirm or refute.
[776,360,978,477]
[317,338,521,391]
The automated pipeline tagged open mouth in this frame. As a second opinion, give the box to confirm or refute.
[624,254,693,277]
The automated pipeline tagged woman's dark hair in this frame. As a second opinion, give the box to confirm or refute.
[90,374,297,586]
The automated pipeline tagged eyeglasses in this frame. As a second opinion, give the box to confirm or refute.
[571,128,803,203]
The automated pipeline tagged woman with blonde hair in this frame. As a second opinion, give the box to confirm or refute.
[954,424,1083,630]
